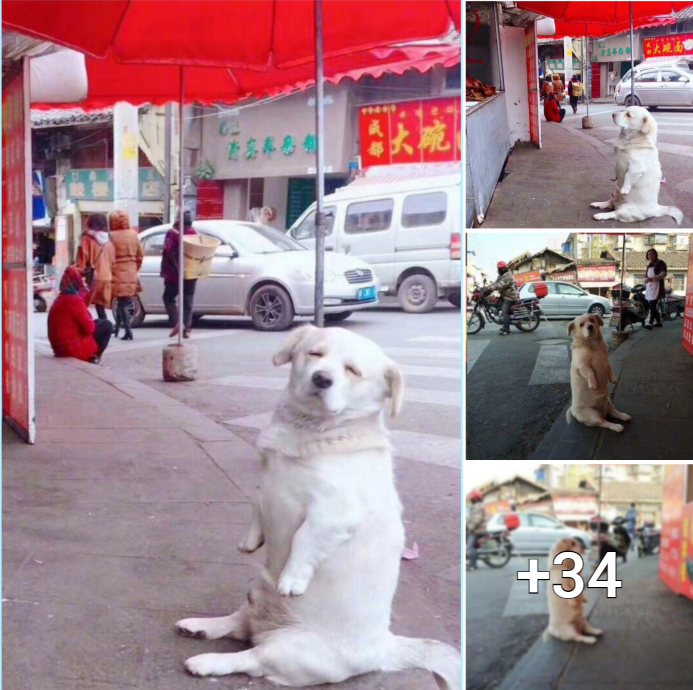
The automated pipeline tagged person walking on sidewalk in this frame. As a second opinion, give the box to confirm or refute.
[568,74,583,114]
[48,266,114,365]
[643,249,668,330]
[466,491,487,571]
[108,210,144,341]
[541,76,554,102]
[76,213,116,322]
[161,208,198,339]
[544,92,566,123]
[625,503,638,552]
[486,261,518,335]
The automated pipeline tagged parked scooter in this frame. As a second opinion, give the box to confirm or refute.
[637,521,661,556]
[467,284,542,335]
[590,516,631,563]
[609,283,646,332]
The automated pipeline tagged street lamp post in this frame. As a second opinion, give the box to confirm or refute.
[313,0,326,328]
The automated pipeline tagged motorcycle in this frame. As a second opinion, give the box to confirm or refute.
[609,284,646,332]
[637,521,661,556]
[660,286,682,321]
[466,284,542,335]
[33,272,52,313]
[590,516,631,563]
[467,530,513,569]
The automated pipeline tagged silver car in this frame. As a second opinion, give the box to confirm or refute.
[130,220,380,331]
[517,281,612,318]
[615,65,693,108]
[486,512,592,555]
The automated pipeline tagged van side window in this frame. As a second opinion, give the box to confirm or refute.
[291,207,336,240]
[402,192,447,227]
[345,199,393,234]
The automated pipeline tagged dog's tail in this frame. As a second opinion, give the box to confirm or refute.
[657,205,683,226]
[384,636,461,690]
[566,408,573,425]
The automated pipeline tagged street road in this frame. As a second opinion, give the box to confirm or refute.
[563,102,693,223]
[466,317,574,460]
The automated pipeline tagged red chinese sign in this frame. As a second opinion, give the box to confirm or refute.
[2,61,35,443]
[514,270,543,287]
[659,465,686,595]
[553,269,577,282]
[358,96,460,167]
[196,180,224,220]
[644,33,693,59]
[525,22,541,149]
[681,502,693,602]
[577,264,617,283]
[683,240,693,358]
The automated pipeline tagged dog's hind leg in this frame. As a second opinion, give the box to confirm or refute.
[593,210,619,221]
[176,605,250,641]
[606,400,631,423]
[382,636,461,690]
[185,649,262,678]
[573,407,624,432]
[590,199,615,210]
[655,204,683,226]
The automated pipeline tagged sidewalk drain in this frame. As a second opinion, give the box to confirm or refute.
[535,338,569,345]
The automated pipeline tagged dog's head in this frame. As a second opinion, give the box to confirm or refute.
[568,313,604,342]
[613,106,657,139]
[549,536,586,562]
[273,325,404,420]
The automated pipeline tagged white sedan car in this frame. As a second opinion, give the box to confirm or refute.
[128,220,380,331]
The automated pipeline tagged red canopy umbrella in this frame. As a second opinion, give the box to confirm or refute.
[4,0,460,335]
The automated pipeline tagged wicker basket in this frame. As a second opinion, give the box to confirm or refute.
[183,236,221,279]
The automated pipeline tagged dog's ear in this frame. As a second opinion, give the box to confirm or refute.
[272,325,317,366]
[567,321,575,336]
[385,364,405,418]
[594,314,604,327]
[641,114,655,135]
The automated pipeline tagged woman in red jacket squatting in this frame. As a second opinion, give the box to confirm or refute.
[48,266,114,365]
[544,92,566,123]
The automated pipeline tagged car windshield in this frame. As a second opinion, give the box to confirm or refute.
[221,223,305,254]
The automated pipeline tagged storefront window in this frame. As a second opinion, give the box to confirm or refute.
[465,2,503,105]
[673,273,686,292]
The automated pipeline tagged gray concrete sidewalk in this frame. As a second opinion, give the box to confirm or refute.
[482,120,690,228]
[2,352,459,690]
[497,557,693,690]
[532,320,693,460]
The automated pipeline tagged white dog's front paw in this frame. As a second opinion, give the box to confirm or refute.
[185,653,231,677]
[610,176,617,181]
[176,618,208,639]
[277,568,312,597]
[588,379,598,390]
[238,534,263,553]
[620,185,631,195]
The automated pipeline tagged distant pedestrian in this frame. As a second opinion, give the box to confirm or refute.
[76,213,115,321]
[48,266,113,365]
[540,76,554,101]
[544,92,566,123]
[625,503,637,552]
[486,261,518,335]
[552,73,565,102]
[569,74,583,114]
[643,248,668,330]
[466,491,487,572]
[108,210,143,341]
[161,207,198,339]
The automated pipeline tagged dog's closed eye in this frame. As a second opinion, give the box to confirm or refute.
[345,364,361,377]
[308,351,324,358]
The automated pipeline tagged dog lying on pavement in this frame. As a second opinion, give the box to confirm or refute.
[176,325,461,689]
[566,313,631,432]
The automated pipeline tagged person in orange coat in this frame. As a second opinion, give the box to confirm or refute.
[544,93,566,123]
[76,213,116,321]
[108,209,144,340]
[47,266,114,364]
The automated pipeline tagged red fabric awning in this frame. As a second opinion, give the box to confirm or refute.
[31,45,461,110]
[518,1,692,25]
[2,0,460,69]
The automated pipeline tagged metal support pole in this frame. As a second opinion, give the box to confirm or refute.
[629,2,635,103]
[178,66,186,346]
[163,103,172,223]
[313,0,326,327]
[620,234,626,332]
[584,31,589,117]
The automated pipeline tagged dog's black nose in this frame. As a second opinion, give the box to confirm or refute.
[587,324,593,331]
[312,371,333,389]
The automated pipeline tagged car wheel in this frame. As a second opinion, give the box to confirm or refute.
[448,293,461,309]
[324,311,353,323]
[625,95,641,107]
[34,294,47,313]
[112,296,146,328]
[588,304,605,317]
[249,285,295,331]
[398,274,438,313]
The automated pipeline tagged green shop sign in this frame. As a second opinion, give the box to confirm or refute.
[66,168,165,201]
[226,133,317,161]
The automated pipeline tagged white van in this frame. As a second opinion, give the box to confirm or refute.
[287,174,461,312]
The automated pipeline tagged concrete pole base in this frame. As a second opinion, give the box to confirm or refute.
[582,116,594,129]
[611,331,630,348]
[162,343,199,382]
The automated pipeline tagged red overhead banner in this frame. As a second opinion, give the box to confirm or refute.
[2,61,35,443]
[577,264,617,283]
[359,96,461,167]
[684,240,693,358]
[644,33,693,59]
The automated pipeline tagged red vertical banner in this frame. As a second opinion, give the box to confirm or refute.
[2,59,35,443]
[681,502,693,602]
[659,465,686,595]
[359,105,393,167]
[525,21,541,149]
[683,240,693,358]
[196,180,224,220]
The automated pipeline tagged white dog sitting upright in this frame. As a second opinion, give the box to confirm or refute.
[591,105,682,225]
[176,325,460,689]
[567,313,631,433]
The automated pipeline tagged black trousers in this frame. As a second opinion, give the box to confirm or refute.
[95,304,108,321]
[648,299,662,325]
[114,296,134,335]
[570,95,578,111]
[93,319,113,356]
[500,300,512,333]
[163,279,197,329]
[559,107,566,122]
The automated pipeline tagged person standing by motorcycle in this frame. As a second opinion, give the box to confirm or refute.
[625,503,638,553]
[466,490,487,571]
[643,249,667,330]
[485,261,518,336]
